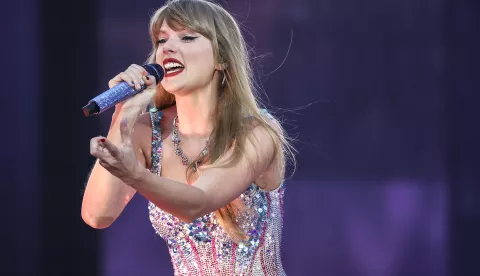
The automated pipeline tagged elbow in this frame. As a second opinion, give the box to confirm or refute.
[180,213,197,223]
[178,186,210,223]
[179,214,198,224]
[179,202,208,224]
[180,217,195,224]
[81,210,114,229]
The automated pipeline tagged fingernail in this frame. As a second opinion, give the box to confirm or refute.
[122,118,128,127]
[100,138,105,142]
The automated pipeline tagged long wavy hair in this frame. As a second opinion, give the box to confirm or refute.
[146,0,295,242]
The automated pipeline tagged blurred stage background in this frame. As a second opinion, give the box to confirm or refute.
[2,0,479,275]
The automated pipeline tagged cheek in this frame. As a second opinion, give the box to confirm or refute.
[155,47,163,64]
[188,46,215,70]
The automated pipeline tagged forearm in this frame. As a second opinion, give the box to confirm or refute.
[82,111,140,228]
[127,167,207,222]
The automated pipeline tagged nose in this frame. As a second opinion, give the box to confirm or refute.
[162,39,178,54]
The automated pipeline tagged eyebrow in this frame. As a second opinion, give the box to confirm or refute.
[158,28,197,37]
[158,30,169,36]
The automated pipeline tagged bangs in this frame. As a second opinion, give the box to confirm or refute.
[150,1,217,41]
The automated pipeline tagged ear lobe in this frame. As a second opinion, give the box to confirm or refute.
[215,62,228,71]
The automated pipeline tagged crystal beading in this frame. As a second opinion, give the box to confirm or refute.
[148,110,287,275]
[172,115,209,171]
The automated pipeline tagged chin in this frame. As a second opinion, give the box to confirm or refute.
[163,86,190,97]
[161,81,185,94]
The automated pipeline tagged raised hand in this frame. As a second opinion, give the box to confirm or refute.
[90,118,144,186]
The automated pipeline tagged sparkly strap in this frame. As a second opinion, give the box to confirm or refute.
[260,108,274,120]
[149,110,163,175]
[247,108,274,121]
[149,110,163,130]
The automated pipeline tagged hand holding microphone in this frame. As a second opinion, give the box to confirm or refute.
[86,64,164,183]
[83,63,164,117]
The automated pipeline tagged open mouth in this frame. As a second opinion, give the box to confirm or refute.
[163,58,185,77]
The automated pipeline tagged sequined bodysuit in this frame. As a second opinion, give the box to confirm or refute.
[147,110,287,276]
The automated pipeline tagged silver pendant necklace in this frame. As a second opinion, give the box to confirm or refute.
[172,115,209,171]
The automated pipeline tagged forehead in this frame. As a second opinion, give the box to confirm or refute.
[158,20,190,35]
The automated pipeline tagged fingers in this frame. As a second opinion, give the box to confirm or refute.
[143,74,156,88]
[130,64,156,89]
[126,65,146,90]
[108,73,126,89]
[90,136,120,160]
[130,65,156,90]
[98,159,109,169]
[108,64,149,90]
[90,136,106,157]
[100,138,121,158]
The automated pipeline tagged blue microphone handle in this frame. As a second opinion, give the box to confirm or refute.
[96,82,144,112]
[82,64,163,117]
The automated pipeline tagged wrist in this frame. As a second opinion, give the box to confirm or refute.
[110,109,140,132]
[124,161,148,188]
[112,107,141,122]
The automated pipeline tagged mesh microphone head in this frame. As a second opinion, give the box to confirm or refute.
[142,64,164,84]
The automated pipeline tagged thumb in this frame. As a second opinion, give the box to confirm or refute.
[120,118,132,145]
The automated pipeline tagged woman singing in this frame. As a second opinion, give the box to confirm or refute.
[82,0,295,274]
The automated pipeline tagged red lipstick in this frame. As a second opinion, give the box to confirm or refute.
[163,58,185,78]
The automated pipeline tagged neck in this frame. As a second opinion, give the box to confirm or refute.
[174,84,218,138]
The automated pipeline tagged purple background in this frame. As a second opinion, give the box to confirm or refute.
[103,181,446,276]
[2,0,480,275]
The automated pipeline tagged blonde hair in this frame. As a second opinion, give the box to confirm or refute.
[146,0,295,242]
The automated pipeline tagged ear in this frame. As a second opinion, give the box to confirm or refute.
[215,62,227,71]
[215,55,228,71]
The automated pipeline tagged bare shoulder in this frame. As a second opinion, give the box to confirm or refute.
[133,105,177,142]
[248,110,285,191]
[135,112,152,127]
[133,112,153,137]
[260,109,283,135]
[245,110,283,145]
[133,105,177,136]
[159,105,177,130]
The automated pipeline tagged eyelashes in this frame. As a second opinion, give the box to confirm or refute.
[156,36,198,45]
[181,36,198,42]
[156,38,167,45]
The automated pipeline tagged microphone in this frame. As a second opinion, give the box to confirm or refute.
[82,64,164,117]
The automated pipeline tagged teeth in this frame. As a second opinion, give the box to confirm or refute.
[164,62,184,70]
[167,68,183,74]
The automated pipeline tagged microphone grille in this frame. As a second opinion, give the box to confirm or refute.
[142,64,164,84]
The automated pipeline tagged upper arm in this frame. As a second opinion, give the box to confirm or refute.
[192,122,277,214]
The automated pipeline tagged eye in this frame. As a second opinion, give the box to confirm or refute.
[182,36,198,42]
[156,38,167,45]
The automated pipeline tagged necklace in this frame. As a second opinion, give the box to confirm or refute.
[172,115,209,171]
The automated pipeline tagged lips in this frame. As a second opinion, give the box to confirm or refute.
[163,58,185,78]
